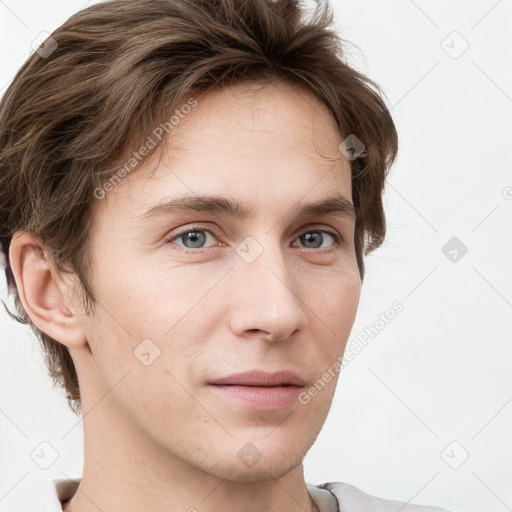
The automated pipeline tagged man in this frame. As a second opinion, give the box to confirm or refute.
[0,0,450,510]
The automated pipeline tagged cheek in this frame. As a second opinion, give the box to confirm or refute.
[81,301,199,424]
[90,254,213,334]
[83,261,220,388]
[288,271,360,406]
[311,269,361,338]
[302,278,359,410]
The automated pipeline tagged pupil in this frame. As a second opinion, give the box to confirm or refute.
[183,231,206,248]
[303,232,322,248]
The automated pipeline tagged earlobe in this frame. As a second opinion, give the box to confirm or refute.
[8,231,88,349]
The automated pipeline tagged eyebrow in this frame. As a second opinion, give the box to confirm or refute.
[139,194,357,221]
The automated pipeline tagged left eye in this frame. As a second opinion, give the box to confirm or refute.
[294,230,340,249]
[166,227,341,251]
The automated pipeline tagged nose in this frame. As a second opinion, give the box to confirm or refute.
[226,239,308,342]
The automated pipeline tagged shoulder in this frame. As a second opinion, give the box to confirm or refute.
[317,481,452,512]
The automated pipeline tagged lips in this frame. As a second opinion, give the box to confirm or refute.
[208,370,306,387]
[208,370,306,410]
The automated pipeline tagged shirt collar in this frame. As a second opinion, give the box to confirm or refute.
[37,478,339,512]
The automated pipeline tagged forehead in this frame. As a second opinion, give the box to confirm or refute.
[95,80,352,220]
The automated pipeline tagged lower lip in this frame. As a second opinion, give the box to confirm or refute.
[208,384,303,410]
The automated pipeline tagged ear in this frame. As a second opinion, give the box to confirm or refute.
[8,231,88,348]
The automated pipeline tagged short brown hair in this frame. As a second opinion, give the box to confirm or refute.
[0,0,398,414]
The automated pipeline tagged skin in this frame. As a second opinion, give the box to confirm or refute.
[10,80,361,512]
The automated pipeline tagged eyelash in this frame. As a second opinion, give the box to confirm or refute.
[164,224,343,254]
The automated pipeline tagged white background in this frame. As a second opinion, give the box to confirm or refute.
[1,1,511,511]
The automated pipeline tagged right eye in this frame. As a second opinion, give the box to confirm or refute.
[165,226,222,252]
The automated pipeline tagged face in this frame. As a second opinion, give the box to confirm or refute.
[74,81,361,481]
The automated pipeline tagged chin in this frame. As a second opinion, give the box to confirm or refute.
[210,457,302,483]
[188,439,306,482]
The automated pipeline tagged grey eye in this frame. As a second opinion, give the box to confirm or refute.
[297,231,337,249]
[178,230,209,248]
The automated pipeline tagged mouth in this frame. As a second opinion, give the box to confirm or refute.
[208,369,306,387]
[207,370,306,410]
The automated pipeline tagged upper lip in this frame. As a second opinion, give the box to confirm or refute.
[209,370,306,387]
